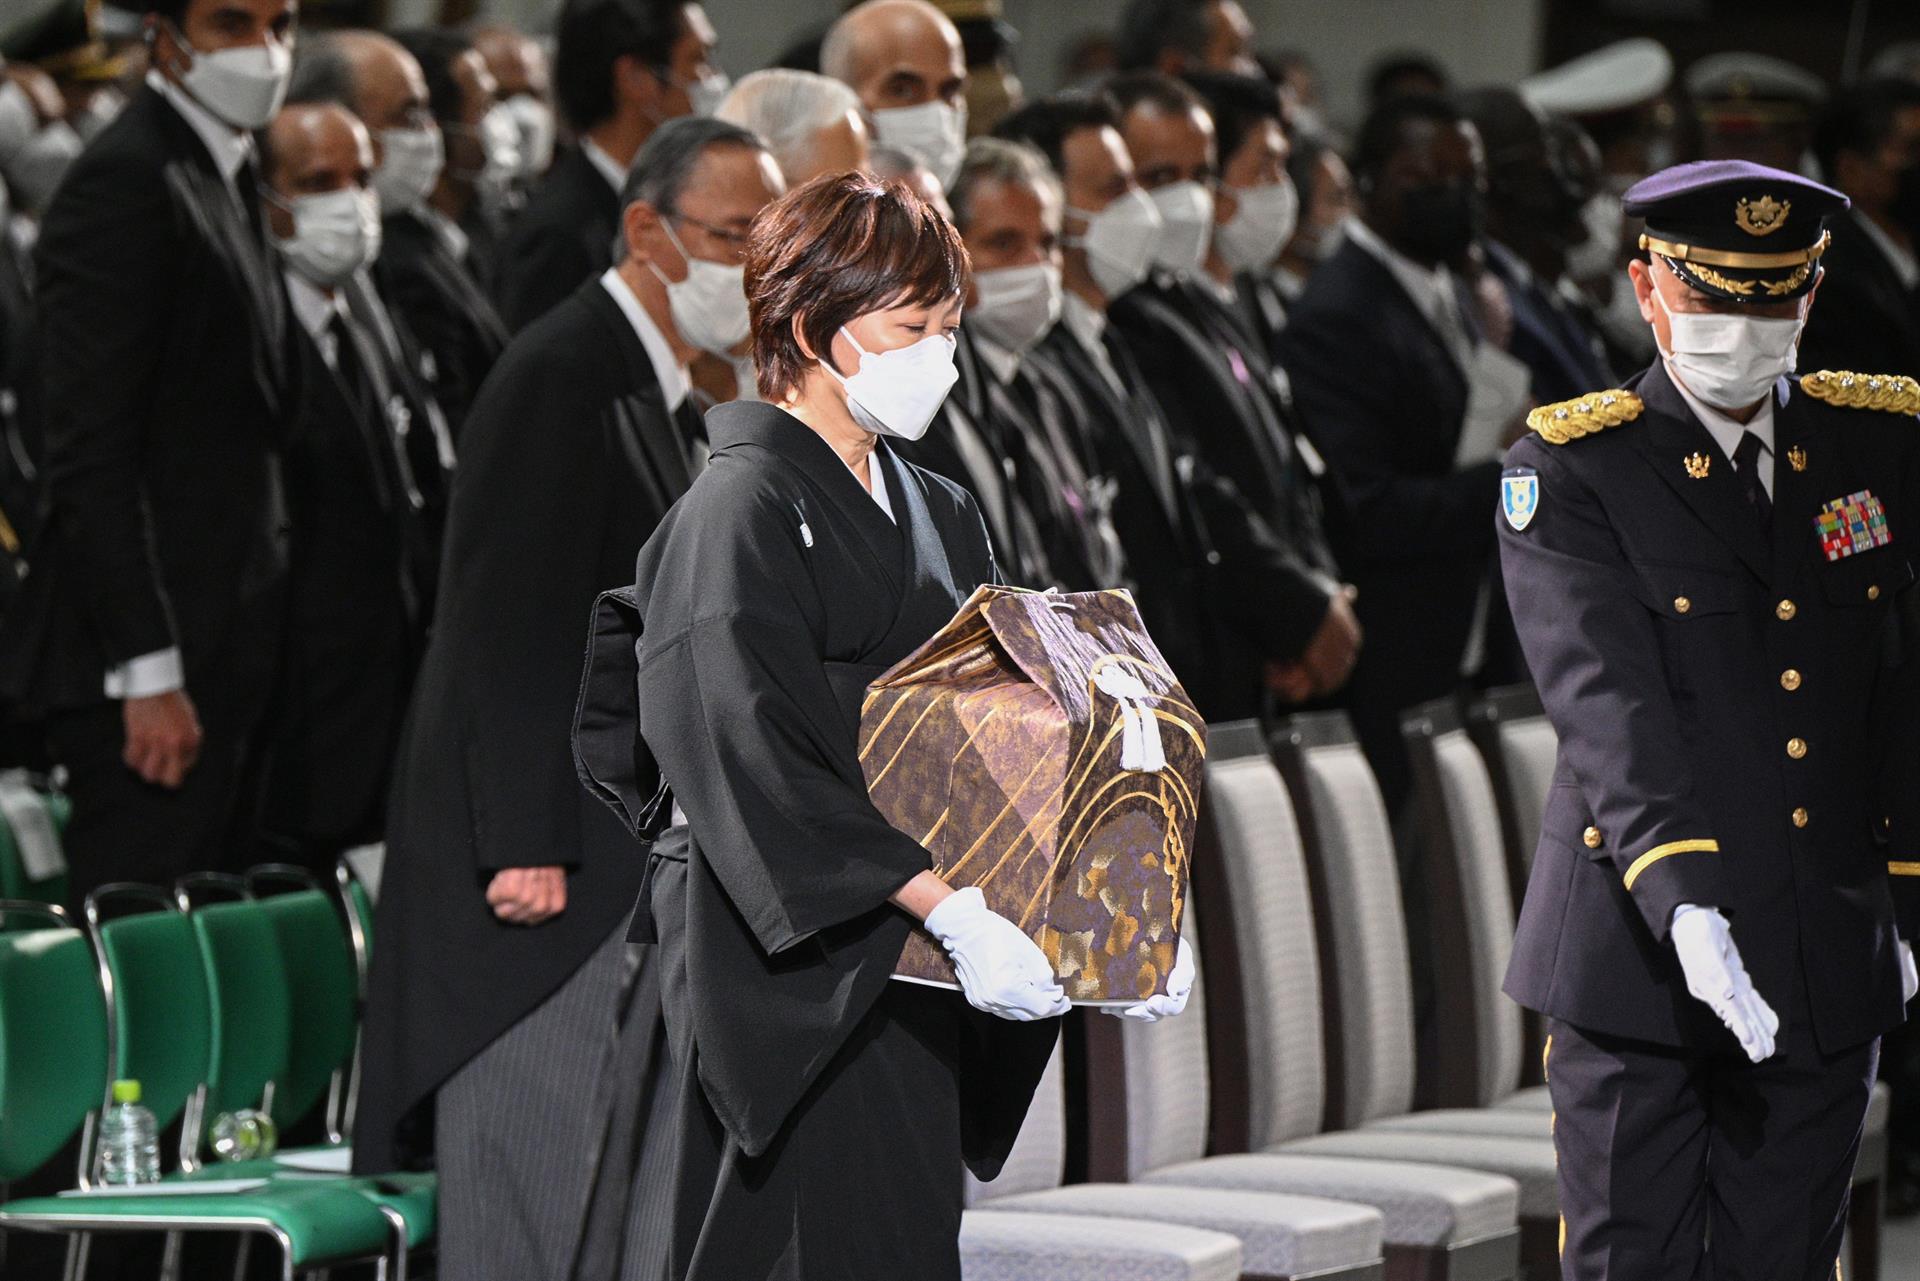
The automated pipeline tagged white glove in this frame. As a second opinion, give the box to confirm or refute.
[1900,940,1917,1005]
[1104,936,1196,1022]
[924,887,1071,1022]
[1670,904,1779,1063]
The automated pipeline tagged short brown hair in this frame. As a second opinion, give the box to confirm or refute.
[746,171,971,404]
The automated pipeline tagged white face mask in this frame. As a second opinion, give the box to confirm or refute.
[1651,275,1807,411]
[1565,192,1622,283]
[274,186,381,288]
[825,323,959,440]
[1214,178,1298,274]
[969,261,1062,354]
[1147,179,1213,277]
[3,121,82,215]
[687,70,731,118]
[168,24,293,131]
[71,87,127,143]
[652,217,750,355]
[373,126,444,215]
[0,82,35,166]
[873,99,967,186]
[501,94,555,178]
[1066,187,1162,299]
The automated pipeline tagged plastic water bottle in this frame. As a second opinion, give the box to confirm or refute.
[97,1079,161,1185]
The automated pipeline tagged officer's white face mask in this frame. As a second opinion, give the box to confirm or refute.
[274,186,382,288]
[825,322,959,441]
[1650,270,1808,411]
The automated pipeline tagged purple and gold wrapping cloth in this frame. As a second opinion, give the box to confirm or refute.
[861,585,1207,1003]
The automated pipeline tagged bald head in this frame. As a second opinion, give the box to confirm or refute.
[472,23,550,103]
[821,0,965,114]
[332,30,433,133]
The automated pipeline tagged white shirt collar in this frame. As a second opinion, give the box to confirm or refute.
[146,70,252,188]
[284,271,347,342]
[600,267,690,411]
[1192,271,1237,305]
[1666,362,1778,488]
[413,205,470,264]
[1345,215,1458,330]
[1060,290,1106,355]
[1853,212,1920,293]
[581,138,628,194]
[972,335,1022,386]
[859,448,895,522]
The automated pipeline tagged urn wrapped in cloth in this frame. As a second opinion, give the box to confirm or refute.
[861,585,1207,1003]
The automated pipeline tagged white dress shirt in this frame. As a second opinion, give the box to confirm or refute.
[1666,366,1778,500]
[107,74,257,700]
[599,267,691,411]
[1061,291,1127,399]
[285,273,349,369]
[582,137,628,195]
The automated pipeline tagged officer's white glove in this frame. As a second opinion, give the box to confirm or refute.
[1900,940,1917,1005]
[1671,904,1779,1063]
[1104,936,1196,1023]
[925,887,1071,1022]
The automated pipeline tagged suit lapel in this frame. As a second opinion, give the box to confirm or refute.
[1628,363,1774,583]
[583,282,693,514]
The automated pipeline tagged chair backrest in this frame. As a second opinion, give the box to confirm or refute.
[253,888,359,1132]
[337,860,375,987]
[1466,686,1557,903]
[1197,723,1326,1149]
[0,904,105,1181]
[965,1038,1067,1205]
[1273,713,1416,1130]
[187,899,294,1119]
[1119,907,1211,1178]
[1408,709,1524,1107]
[91,891,214,1135]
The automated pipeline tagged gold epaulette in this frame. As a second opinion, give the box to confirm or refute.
[1525,389,1644,445]
[1800,371,1920,415]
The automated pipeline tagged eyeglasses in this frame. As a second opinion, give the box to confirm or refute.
[669,211,751,255]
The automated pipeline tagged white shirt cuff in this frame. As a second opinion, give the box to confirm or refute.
[104,648,185,699]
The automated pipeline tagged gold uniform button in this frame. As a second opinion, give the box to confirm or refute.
[1583,826,1603,849]
[1776,599,1797,620]
[1792,807,1810,828]
[1780,669,1801,691]
[1787,737,1808,760]
[1867,584,1881,601]
[1673,596,1692,614]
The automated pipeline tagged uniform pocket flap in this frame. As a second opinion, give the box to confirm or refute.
[1817,548,1914,607]
[1628,560,1740,617]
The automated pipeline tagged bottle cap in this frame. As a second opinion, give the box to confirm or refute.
[111,1079,141,1104]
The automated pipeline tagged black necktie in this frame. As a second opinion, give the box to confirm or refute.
[1734,430,1772,527]
[331,314,395,509]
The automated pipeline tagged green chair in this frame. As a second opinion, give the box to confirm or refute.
[0,896,397,1281]
[243,871,360,1144]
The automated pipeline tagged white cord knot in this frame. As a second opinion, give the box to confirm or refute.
[1092,668,1165,773]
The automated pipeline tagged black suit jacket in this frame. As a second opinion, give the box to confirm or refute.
[1485,240,1614,405]
[374,210,508,439]
[0,230,43,587]
[1797,208,1920,380]
[1280,237,1500,805]
[355,278,696,1171]
[259,297,422,851]
[0,85,295,711]
[1502,363,1920,1054]
[494,146,621,332]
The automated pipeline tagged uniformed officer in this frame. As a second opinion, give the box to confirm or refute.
[1498,158,1920,1280]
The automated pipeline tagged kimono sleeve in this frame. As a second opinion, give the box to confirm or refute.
[1498,436,1724,941]
[636,491,934,957]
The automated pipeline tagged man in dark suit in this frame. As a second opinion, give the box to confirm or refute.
[495,0,719,331]
[1801,78,1920,379]
[371,29,509,437]
[1280,93,1509,818]
[355,117,783,1281]
[1102,72,1359,712]
[1001,91,1360,721]
[253,101,426,875]
[0,0,298,903]
[1502,160,1919,1281]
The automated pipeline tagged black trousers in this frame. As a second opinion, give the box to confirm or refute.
[1547,1014,1877,1281]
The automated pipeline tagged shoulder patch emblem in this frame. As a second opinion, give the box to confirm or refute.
[1526,389,1645,445]
[1800,371,1920,415]
[1502,468,1540,531]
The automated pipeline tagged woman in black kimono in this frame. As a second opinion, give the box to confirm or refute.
[575,172,1148,1279]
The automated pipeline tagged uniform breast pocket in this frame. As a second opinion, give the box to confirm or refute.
[1816,547,1914,610]
[1627,560,1742,620]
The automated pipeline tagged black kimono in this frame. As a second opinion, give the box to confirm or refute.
[575,401,1058,1279]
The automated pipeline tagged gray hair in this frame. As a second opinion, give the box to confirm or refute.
[947,136,1062,234]
[715,70,862,183]
[611,115,770,257]
[287,35,358,108]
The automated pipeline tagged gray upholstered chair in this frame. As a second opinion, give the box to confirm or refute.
[964,938,1392,1281]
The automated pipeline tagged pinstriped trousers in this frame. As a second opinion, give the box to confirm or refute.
[436,920,679,1281]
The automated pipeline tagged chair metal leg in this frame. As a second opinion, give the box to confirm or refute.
[232,1232,254,1281]
[159,1229,183,1281]
[1849,1176,1883,1281]
[62,1232,88,1281]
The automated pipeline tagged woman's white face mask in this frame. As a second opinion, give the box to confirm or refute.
[823,322,959,441]
[1649,264,1809,411]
